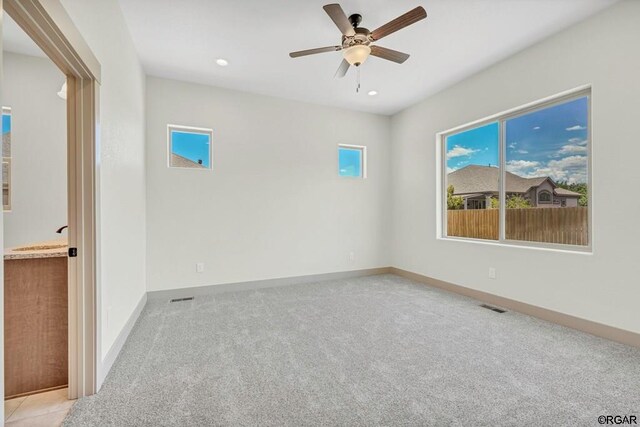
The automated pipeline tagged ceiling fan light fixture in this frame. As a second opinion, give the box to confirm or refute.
[343,44,371,66]
[57,81,67,100]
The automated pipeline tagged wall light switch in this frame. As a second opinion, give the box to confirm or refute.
[488,268,497,279]
[196,263,205,273]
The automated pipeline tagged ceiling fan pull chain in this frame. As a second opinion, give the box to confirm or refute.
[356,67,361,93]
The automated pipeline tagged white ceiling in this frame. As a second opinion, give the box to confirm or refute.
[4,1,619,115]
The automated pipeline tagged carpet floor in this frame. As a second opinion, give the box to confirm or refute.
[63,274,640,426]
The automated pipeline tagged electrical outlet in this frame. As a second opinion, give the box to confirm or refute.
[349,251,355,262]
[488,267,497,279]
[196,263,205,273]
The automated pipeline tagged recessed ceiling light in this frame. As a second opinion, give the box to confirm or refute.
[216,58,229,67]
[368,90,378,96]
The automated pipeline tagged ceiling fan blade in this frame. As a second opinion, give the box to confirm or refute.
[289,46,342,58]
[334,59,350,78]
[370,45,410,64]
[323,4,356,36]
[370,6,427,41]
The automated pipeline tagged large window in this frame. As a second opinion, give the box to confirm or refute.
[441,89,590,249]
[168,125,212,169]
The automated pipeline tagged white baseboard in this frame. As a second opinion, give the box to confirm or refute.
[391,267,640,349]
[94,266,639,395]
[96,292,148,390]
[147,267,392,300]
[95,268,388,391]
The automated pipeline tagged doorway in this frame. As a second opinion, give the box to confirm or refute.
[3,13,69,413]
[1,0,101,411]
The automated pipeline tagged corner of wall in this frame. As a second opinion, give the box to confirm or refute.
[97,292,147,390]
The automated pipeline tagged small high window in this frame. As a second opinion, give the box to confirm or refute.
[3,107,12,211]
[168,125,212,169]
[338,144,366,178]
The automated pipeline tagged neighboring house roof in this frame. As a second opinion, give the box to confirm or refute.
[448,165,500,194]
[554,187,582,196]
[2,161,8,186]
[170,153,205,168]
[448,165,581,197]
[2,132,10,157]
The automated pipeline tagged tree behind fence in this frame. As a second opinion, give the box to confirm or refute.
[447,207,588,246]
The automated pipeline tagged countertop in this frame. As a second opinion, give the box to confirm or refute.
[4,239,68,260]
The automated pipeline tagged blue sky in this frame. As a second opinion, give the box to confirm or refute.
[171,130,211,168]
[446,122,499,172]
[2,114,10,134]
[446,97,588,184]
[339,147,362,177]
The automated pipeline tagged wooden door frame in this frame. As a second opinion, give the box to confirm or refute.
[2,0,101,400]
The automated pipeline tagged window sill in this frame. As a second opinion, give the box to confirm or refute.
[437,236,593,255]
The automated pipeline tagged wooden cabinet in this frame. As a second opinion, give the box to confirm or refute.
[4,257,68,399]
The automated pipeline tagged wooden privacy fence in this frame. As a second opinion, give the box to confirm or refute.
[447,207,588,245]
[447,208,498,240]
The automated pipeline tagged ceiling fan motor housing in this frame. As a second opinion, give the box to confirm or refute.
[342,14,371,67]
[289,4,428,74]
[348,13,362,28]
[341,27,371,49]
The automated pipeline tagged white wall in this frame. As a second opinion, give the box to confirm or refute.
[1,5,5,416]
[60,0,147,370]
[2,52,67,248]
[390,0,640,334]
[146,77,391,292]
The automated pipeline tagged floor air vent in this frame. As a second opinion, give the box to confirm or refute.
[170,297,194,303]
[480,304,507,313]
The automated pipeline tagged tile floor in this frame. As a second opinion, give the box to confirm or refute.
[4,388,75,426]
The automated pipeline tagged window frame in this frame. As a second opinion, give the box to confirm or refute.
[338,143,367,179]
[538,190,552,204]
[437,86,592,253]
[167,124,213,170]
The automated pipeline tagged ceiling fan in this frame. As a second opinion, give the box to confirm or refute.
[289,3,427,78]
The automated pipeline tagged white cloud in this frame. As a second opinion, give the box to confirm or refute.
[508,142,517,149]
[506,160,540,174]
[533,126,541,130]
[507,146,588,183]
[447,145,478,159]
[558,144,588,155]
[516,150,529,154]
[566,125,586,131]
[447,166,457,174]
[568,138,588,146]
[526,156,587,184]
